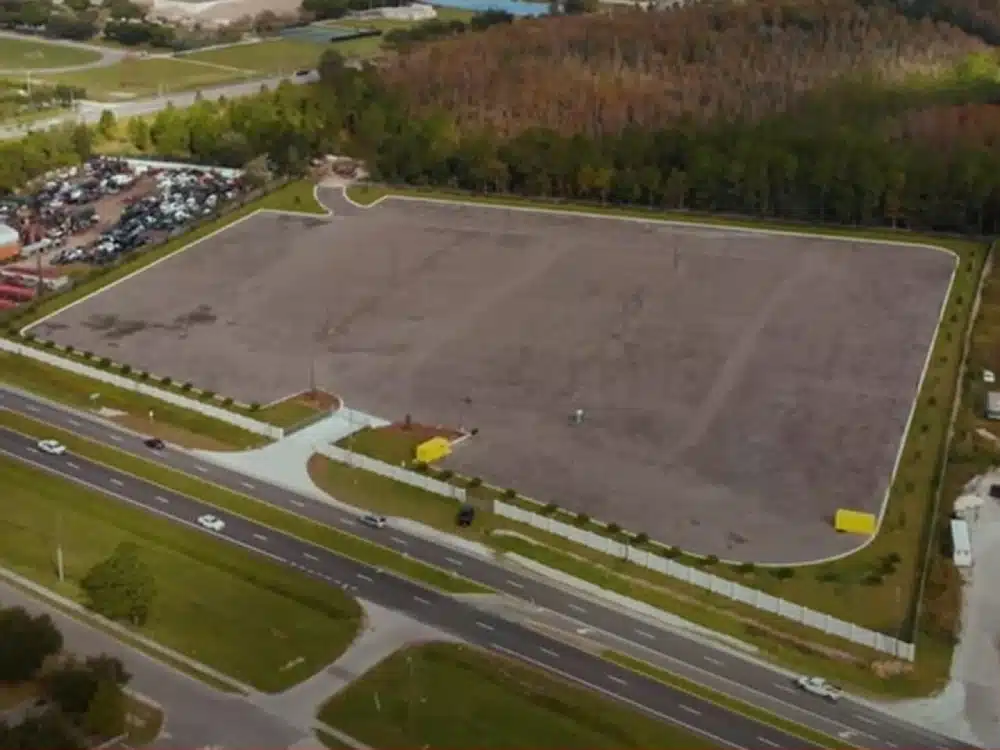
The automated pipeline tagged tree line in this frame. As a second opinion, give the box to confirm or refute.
[0,605,134,749]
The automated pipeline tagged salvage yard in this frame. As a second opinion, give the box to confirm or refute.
[29,187,954,563]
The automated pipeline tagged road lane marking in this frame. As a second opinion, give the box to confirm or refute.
[855,715,878,726]
[679,704,701,716]
[569,603,586,613]
[445,557,463,566]
[758,738,779,748]
[704,656,723,666]
[25,447,37,453]
[155,495,170,504]
[241,481,255,489]
[109,434,122,442]
[413,596,430,605]
[391,536,407,545]
[195,465,208,473]
[774,684,795,693]
[109,478,123,487]
[341,517,354,524]
[635,629,655,640]
[356,573,373,582]
[253,533,267,541]
[68,419,81,427]
[607,674,627,686]
[66,462,79,470]
[25,404,38,412]
[476,621,494,631]
[540,647,559,658]
[506,579,523,589]
[304,553,319,561]
[290,499,304,507]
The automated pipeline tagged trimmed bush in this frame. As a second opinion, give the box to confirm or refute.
[773,567,795,581]
[250,402,260,411]
[181,382,193,392]
[541,502,558,515]
[736,562,755,574]
[222,397,234,406]
[161,377,172,386]
[99,357,111,368]
[138,371,149,381]
[23,332,35,342]
[439,469,454,481]
[633,532,650,546]
[661,546,681,559]
[43,339,55,348]
[467,476,483,489]
[504,488,517,499]
[702,554,719,567]
[120,364,131,375]
[607,522,621,534]
[412,461,428,473]
[574,512,589,526]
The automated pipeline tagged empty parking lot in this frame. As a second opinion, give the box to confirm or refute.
[32,190,956,562]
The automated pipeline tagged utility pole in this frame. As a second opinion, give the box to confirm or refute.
[55,512,64,584]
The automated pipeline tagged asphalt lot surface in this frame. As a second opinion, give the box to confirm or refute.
[0,426,804,750]
[0,387,977,750]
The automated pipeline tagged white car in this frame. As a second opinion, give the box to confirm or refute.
[197,514,225,532]
[361,514,388,529]
[795,676,842,702]
[37,439,66,456]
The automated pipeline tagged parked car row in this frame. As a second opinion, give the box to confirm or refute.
[52,167,244,267]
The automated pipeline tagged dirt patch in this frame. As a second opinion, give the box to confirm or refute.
[299,389,341,411]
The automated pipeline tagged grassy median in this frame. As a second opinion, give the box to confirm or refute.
[318,643,717,749]
[0,410,487,596]
[0,456,362,693]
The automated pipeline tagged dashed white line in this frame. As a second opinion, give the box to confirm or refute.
[68,419,81,427]
[66,462,79,470]
[855,715,878,726]
[290,499,304,508]
[109,478,123,487]
[356,573,373,583]
[635,629,655,640]
[195,465,208,473]
[476,621,494,631]
[445,557,463,566]
[109,434,122,442]
[390,536,407,546]
[758,737,779,748]
[241,481,255,489]
[704,656,724,666]
[413,596,430,605]
[25,404,38,412]
[774,684,796,693]
[304,553,319,561]
[341,517,354,524]
[679,704,701,716]
[569,603,586,613]
[540,647,559,658]
[253,533,267,541]
[155,495,169,504]
[607,674,627,686]
[506,579,524,589]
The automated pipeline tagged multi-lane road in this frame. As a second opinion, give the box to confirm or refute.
[0,386,974,750]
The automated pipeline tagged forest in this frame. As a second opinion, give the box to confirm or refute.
[380,0,987,135]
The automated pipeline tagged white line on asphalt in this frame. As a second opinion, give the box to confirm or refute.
[304,553,319,561]
[476,621,494,631]
[195,465,208,473]
[25,404,38,412]
[607,674,627,686]
[25,447,37,452]
[66,462,79,470]
[635,629,655,640]
[540,647,559,658]
[704,656,723,666]
[341,517,354,524]
[445,557,463,566]
[413,596,430,605]
[774,684,795,693]
[241,481,255,489]
[357,573,373,582]
[758,737,779,748]
[569,603,586,613]
[109,478,123,487]
[679,704,701,716]
[109,434,122,442]
[68,419,81,427]
[290,499,304,507]
[253,533,267,541]
[155,495,169,504]
[391,536,407,545]
[506,579,523,589]
[855,715,878,726]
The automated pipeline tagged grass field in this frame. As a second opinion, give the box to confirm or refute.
[0,38,100,70]
[333,184,985,696]
[338,426,428,465]
[184,39,327,74]
[0,456,362,693]
[0,410,488,595]
[40,57,249,100]
[4,181,327,447]
[317,643,717,749]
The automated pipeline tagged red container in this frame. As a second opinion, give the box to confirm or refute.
[0,283,35,301]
